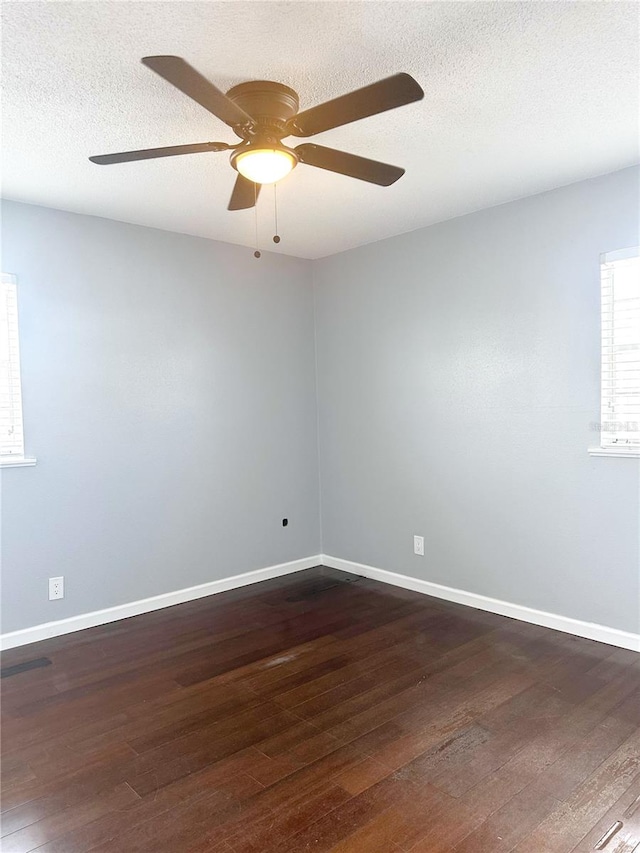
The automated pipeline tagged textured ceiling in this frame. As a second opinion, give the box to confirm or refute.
[2,1,638,259]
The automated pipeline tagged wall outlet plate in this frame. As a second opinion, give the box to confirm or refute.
[49,576,64,600]
[414,535,424,556]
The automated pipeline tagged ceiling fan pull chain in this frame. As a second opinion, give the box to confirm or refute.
[253,183,261,258]
[273,184,281,245]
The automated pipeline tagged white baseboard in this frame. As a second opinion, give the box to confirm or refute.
[322,554,640,653]
[0,555,323,651]
[4,553,638,654]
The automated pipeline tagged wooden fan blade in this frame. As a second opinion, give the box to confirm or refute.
[295,144,404,186]
[142,56,255,129]
[89,142,231,165]
[287,73,423,138]
[228,174,261,210]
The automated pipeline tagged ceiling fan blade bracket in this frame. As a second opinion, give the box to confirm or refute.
[232,121,257,140]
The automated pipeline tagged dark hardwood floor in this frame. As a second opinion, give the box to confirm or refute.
[1,566,639,852]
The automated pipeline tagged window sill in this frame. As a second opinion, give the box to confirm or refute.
[588,447,640,459]
[0,456,37,468]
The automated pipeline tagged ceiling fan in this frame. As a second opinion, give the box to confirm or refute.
[89,56,424,211]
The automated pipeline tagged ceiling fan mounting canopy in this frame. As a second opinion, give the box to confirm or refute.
[89,56,424,211]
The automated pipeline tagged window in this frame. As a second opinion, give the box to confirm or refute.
[0,273,34,466]
[594,247,640,456]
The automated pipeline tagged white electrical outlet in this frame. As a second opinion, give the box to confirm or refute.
[414,535,424,556]
[49,576,64,600]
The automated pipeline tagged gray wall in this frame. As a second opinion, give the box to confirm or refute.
[1,201,320,633]
[314,166,640,634]
[3,168,639,638]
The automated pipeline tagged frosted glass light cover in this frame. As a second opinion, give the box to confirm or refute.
[235,149,295,184]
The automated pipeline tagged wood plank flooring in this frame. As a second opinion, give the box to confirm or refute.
[1,566,639,852]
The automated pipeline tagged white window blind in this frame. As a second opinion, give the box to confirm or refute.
[600,247,640,449]
[0,273,26,459]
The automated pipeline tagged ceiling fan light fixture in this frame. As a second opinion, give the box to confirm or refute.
[234,147,296,184]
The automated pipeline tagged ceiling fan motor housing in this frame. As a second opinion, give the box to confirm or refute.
[227,80,301,173]
[225,80,300,139]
